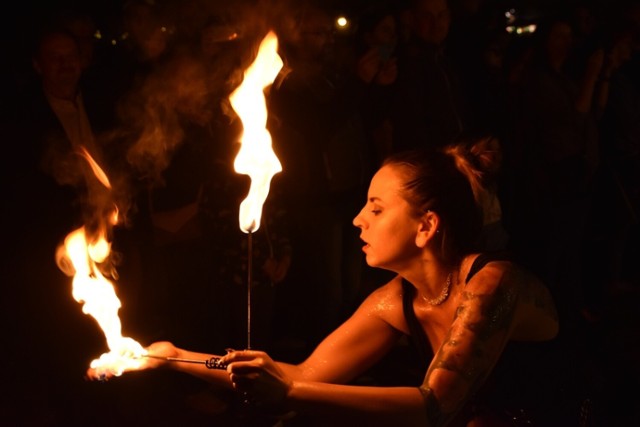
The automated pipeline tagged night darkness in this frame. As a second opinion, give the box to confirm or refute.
[1,0,639,426]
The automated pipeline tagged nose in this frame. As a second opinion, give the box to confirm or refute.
[352,207,365,229]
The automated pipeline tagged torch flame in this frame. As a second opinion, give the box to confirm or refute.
[59,226,147,376]
[77,145,111,190]
[57,148,146,376]
[229,30,283,232]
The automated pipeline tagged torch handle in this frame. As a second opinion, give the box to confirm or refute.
[204,357,228,370]
[143,354,228,370]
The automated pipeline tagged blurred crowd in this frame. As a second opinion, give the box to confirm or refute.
[0,0,638,425]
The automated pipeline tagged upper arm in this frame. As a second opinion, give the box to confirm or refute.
[418,264,519,425]
[289,286,403,384]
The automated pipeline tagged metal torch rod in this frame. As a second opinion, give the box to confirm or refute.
[247,230,253,350]
[143,354,227,369]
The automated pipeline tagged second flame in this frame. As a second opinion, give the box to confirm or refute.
[229,30,284,233]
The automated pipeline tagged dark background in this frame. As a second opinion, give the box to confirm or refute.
[1,0,637,426]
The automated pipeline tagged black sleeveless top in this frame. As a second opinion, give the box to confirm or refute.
[401,253,558,424]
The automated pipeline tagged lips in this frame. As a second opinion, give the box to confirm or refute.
[359,234,370,251]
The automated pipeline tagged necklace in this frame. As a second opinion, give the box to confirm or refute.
[422,273,452,306]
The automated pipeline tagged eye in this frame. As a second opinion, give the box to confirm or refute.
[371,208,381,215]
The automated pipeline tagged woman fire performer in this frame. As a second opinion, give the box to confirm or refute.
[89,139,559,426]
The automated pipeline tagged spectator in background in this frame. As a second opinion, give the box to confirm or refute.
[269,0,373,348]
[353,2,399,165]
[107,0,173,110]
[51,7,122,128]
[390,0,473,152]
[585,15,639,316]
[51,8,99,72]
[506,16,605,411]
[447,0,512,139]
[4,26,120,425]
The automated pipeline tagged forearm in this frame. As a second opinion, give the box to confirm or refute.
[594,76,611,120]
[286,382,428,427]
[575,77,597,114]
[168,348,303,387]
[167,348,232,387]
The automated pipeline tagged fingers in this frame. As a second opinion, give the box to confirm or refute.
[227,364,260,396]
[221,349,267,364]
[222,350,267,392]
[224,351,266,383]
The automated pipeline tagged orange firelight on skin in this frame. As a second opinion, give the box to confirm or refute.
[56,146,146,377]
[229,30,283,233]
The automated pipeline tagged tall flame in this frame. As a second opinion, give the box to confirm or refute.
[56,147,146,376]
[229,30,283,233]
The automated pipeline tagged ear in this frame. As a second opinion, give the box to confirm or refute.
[415,211,439,248]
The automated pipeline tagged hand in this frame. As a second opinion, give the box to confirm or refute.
[584,48,605,82]
[221,349,292,409]
[84,341,178,381]
[375,57,397,86]
[262,255,291,283]
[602,38,631,78]
[356,47,383,84]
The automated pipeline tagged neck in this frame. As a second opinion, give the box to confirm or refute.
[403,263,456,303]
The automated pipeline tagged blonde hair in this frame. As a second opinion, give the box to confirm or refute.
[443,136,502,206]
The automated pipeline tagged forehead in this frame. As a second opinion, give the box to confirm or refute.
[369,165,407,201]
[39,33,79,55]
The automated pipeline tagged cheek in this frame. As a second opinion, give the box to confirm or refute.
[368,221,417,264]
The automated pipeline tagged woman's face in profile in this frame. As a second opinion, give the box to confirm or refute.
[353,165,422,270]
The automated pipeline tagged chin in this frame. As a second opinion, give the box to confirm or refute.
[365,256,385,269]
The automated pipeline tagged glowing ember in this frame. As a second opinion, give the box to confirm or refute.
[229,30,283,232]
[56,147,146,377]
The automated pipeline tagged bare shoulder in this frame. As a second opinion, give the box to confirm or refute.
[461,255,558,340]
[460,255,516,294]
[358,275,408,329]
[362,275,404,302]
[462,255,541,294]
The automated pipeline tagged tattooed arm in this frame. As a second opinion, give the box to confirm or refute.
[221,264,558,426]
[419,262,520,425]
[418,261,559,426]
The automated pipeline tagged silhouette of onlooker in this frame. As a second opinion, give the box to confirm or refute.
[447,0,513,139]
[588,17,639,309]
[390,0,472,152]
[4,25,120,425]
[268,0,371,347]
[505,19,606,415]
[508,13,602,327]
[352,2,399,165]
[106,0,173,112]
